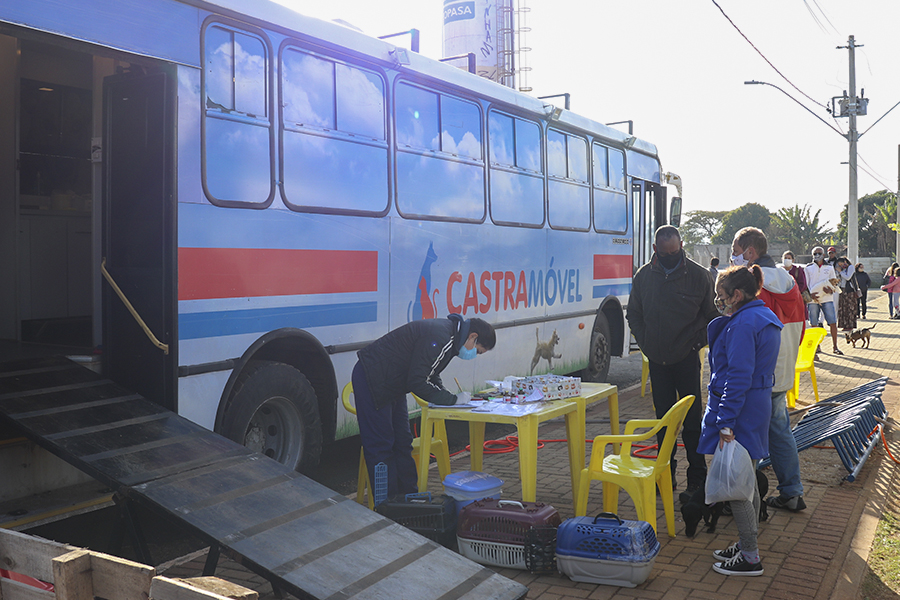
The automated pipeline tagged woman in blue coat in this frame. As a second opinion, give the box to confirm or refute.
[701,265,782,576]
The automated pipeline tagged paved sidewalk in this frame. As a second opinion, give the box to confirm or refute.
[160,291,900,600]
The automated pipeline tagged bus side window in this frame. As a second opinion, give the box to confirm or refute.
[280,47,388,214]
[592,143,626,233]
[609,148,625,191]
[489,111,543,227]
[395,82,485,221]
[547,129,589,231]
[592,143,608,188]
[203,24,273,206]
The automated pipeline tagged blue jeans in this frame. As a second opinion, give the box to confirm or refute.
[889,292,895,318]
[768,391,803,497]
[807,301,836,326]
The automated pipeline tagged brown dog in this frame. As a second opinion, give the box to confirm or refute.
[530,328,562,374]
[845,324,875,349]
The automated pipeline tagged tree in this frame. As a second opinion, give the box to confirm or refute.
[679,210,726,251]
[837,190,896,256]
[711,203,772,244]
[769,204,833,255]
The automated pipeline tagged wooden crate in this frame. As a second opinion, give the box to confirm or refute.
[0,529,254,600]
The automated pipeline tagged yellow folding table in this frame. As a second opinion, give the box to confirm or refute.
[416,382,619,509]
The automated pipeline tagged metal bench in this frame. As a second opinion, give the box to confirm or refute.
[760,378,888,482]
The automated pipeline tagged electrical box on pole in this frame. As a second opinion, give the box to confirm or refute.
[831,93,868,118]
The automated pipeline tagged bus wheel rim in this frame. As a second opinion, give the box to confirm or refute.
[245,396,304,465]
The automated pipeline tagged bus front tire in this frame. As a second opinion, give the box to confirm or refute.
[583,313,612,383]
[222,360,323,473]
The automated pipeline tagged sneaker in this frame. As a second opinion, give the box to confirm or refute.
[713,553,764,576]
[679,483,702,504]
[712,541,741,561]
[765,495,807,512]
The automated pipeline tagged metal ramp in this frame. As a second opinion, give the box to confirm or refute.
[0,356,527,600]
[759,377,889,482]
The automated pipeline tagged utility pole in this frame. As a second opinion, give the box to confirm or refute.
[841,35,860,264]
[896,145,899,262]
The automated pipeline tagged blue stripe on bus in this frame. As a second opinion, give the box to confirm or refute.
[179,301,378,339]
[593,283,632,299]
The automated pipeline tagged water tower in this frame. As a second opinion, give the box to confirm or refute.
[442,0,532,91]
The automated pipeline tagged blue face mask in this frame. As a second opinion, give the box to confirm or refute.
[458,345,478,360]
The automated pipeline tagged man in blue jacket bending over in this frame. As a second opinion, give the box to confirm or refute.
[352,314,496,499]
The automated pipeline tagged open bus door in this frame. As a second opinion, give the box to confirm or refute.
[101,69,177,411]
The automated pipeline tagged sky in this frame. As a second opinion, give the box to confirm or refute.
[274,0,900,234]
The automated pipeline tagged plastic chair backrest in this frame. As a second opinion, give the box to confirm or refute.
[650,395,695,478]
[797,327,828,369]
[341,382,356,416]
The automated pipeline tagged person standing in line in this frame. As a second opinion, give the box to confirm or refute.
[732,228,807,512]
[780,251,808,298]
[883,263,899,319]
[804,246,842,354]
[627,225,718,502]
[702,265,782,576]
[709,257,720,278]
[881,268,900,319]
[353,315,495,498]
[825,246,840,308]
[854,263,871,319]
[835,256,858,332]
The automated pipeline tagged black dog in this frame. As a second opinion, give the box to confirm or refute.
[681,470,769,537]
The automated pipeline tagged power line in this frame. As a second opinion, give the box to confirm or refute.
[711,0,827,109]
[802,0,838,35]
[857,152,891,187]
[855,162,895,194]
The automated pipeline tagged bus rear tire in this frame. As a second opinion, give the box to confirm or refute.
[583,313,612,383]
[222,360,323,473]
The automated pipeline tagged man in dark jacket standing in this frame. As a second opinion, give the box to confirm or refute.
[352,314,496,499]
[627,225,718,502]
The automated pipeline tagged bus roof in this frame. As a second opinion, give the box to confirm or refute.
[203,0,660,159]
[2,0,660,161]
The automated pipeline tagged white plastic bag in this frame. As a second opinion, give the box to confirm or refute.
[705,439,756,504]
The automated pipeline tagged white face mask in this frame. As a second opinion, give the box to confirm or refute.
[783,258,793,268]
[731,254,747,267]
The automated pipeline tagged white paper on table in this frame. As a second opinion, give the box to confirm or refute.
[523,388,544,402]
[486,403,544,417]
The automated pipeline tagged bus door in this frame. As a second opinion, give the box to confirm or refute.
[631,179,667,273]
[101,70,177,411]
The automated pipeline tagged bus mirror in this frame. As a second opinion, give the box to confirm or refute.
[669,197,682,227]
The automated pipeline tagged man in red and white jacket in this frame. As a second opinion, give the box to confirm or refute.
[733,227,807,512]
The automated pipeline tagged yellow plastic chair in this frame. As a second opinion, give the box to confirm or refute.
[641,346,706,397]
[640,352,650,397]
[574,395,695,538]
[786,327,828,408]
[341,383,450,509]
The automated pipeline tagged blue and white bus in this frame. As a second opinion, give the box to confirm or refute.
[0,0,681,474]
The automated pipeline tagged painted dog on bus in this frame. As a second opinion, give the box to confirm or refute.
[530,328,562,374]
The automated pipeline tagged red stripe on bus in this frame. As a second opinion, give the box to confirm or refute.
[593,254,633,280]
[178,248,378,300]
